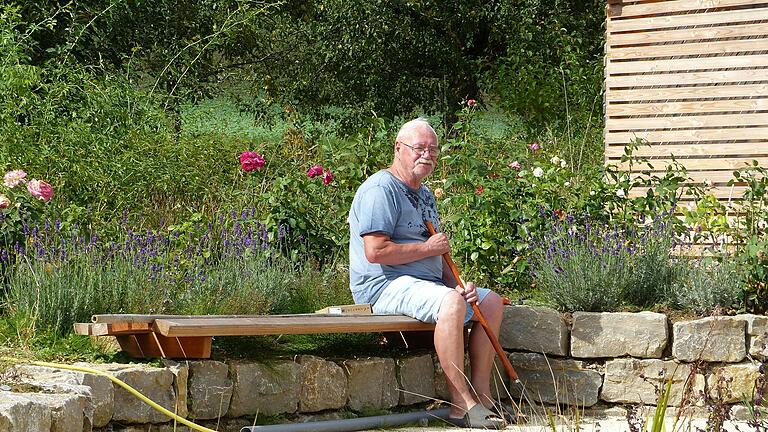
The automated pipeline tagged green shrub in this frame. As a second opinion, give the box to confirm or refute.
[668,258,743,315]
[530,214,675,312]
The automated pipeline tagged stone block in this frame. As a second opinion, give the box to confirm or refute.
[673,317,746,362]
[90,363,177,424]
[298,355,347,412]
[31,393,89,432]
[187,360,233,420]
[601,358,692,406]
[507,352,602,406]
[163,360,189,418]
[707,363,767,404]
[396,354,435,405]
[499,306,569,356]
[228,360,301,417]
[737,314,768,360]
[15,364,113,427]
[344,357,398,411]
[571,311,667,358]
[0,392,51,431]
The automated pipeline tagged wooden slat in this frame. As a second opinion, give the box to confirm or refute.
[673,244,738,256]
[608,7,768,33]
[612,157,768,170]
[91,313,293,324]
[627,185,747,199]
[605,142,768,157]
[609,38,768,60]
[606,113,768,130]
[628,170,758,183]
[606,127,768,144]
[153,315,436,337]
[73,322,152,336]
[606,69,768,87]
[608,0,766,19]
[608,22,768,46]
[606,84,768,102]
[606,54,768,74]
[606,99,768,116]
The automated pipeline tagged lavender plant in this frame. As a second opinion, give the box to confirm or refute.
[669,258,743,315]
[2,210,351,334]
[530,212,675,312]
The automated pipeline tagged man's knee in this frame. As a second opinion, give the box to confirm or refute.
[438,290,466,321]
[480,291,504,320]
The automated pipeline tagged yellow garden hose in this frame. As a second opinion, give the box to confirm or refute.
[0,357,217,432]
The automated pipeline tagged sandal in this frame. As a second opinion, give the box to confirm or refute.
[447,403,506,429]
[488,402,518,423]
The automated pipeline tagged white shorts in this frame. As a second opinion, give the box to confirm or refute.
[372,275,491,324]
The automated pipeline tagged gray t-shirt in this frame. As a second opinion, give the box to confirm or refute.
[348,170,442,304]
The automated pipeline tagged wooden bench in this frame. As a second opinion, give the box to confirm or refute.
[74,313,436,359]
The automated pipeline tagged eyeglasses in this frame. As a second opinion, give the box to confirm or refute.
[399,141,440,156]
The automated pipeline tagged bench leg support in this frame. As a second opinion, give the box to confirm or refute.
[116,334,212,359]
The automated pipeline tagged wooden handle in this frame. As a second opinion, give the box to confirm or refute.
[424,220,519,382]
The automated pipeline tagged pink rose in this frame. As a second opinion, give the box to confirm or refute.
[26,179,54,202]
[3,170,26,188]
[0,194,10,209]
[509,161,522,170]
[467,99,476,107]
[528,142,541,151]
[322,169,333,186]
[239,151,266,172]
[475,185,484,195]
[307,165,324,178]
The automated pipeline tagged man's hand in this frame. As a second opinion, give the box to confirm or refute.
[456,281,479,304]
[425,233,451,256]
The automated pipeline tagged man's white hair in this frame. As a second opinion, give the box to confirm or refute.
[396,118,437,143]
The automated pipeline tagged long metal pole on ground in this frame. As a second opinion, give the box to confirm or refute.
[241,408,451,432]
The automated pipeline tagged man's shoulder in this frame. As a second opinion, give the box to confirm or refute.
[357,170,398,192]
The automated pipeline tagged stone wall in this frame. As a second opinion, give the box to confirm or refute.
[1,307,765,431]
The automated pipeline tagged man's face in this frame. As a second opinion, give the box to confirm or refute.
[396,127,439,180]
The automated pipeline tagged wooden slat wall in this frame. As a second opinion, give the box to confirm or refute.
[605,0,768,211]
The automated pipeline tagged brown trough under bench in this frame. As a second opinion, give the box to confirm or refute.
[74,314,436,359]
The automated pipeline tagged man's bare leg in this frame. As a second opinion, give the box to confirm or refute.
[467,291,505,407]
[434,291,477,419]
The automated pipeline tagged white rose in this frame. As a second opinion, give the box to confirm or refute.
[590,190,596,196]
[564,182,571,187]
[560,160,567,168]
[533,167,544,178]
[616,189,625,198]
[550,156,560,165]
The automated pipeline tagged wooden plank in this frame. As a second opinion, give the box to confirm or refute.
[604,142,768,157]
[74,322,152,336]
[605,113,768,130]
[153,315,436,337]
[606,54,768,74]
[628,170,758,183]
[612,157,768,170]
[607,7,768,33]
[606,99,768,116]
[627,185,747,199]
[672,243,738,256]
[609,38,768,60]
[608,22,768,46]
[606,127,768,144]
[608,0,766,19]
[605,69,768,87]
[606,84,768,102]
[91,314,285,324]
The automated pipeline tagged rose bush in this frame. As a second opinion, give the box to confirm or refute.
[0,169,55,261]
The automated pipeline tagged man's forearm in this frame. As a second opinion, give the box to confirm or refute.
[366,240,436,265]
